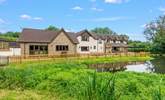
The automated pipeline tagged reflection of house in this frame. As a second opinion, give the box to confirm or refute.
[18,28,128,56]
[0,38,21,56]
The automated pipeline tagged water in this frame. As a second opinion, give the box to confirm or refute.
[90,56,165,74]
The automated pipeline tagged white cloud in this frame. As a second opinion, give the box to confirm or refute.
[72,6,83,10]
[91,7,104,12]
[0,18,5,24]
[0,0,6,4]
[20,14,43,22]
[159,7,165,14]
[33,17,43,21]
[105,0,129,4]
[20,14,32,20]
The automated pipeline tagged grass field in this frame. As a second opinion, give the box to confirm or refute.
[1,56,165,100]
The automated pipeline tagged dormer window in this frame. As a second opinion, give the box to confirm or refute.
[81,35,89,41]
[110,41,113,43]
[123,41,127,44]
[98,39,102,44]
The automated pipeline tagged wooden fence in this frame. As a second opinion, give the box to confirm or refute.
[8,52,150,64]
[0,56,9,66]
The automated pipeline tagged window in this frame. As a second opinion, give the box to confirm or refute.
[81,35,89,41]
[81,46,89,51]
[98,39,102,44]
[94,46,96,49]
[109,41,113,43]
[123,41,127,44]
[56,45,68,51]
[29,45,48,55]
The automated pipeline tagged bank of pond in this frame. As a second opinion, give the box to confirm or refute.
[89,56,165,74]
[0,56,165,100]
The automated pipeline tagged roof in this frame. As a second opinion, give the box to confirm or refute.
[76,29,98,39]
[76,30,128,41]
[18,28,128,44]
[18,28,79,44]
[67,32,79,44]
[111,43,128,47]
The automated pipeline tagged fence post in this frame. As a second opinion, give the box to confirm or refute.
[7,56,9,65]
[0,56,1,65]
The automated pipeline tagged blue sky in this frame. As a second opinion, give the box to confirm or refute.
[0,0,165,41]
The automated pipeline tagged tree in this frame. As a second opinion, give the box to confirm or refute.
[91,27,116,35]
[128,40,151,52]
[45,25,60,31]
[144,16,165,53]
[3,32,20,38]
[0,31,20,41]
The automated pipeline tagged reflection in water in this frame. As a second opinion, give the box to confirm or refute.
[150,56,165,74]
[89,56,165,74]
[125,61,154,73]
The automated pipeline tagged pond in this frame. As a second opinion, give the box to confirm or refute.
[89,56,165,74]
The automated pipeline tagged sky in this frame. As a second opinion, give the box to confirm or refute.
[0,0,165,41]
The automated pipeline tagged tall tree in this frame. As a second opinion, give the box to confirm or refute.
[91,27,116,35]
[144,16,165,53]
[45,25,60,31]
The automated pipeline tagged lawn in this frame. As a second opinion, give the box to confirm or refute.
[1,56,165,100]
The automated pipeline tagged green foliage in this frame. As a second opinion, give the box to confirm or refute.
[78,72,117,100]
[1,32,20,38]
[0,35,17,41]
[91,27,117,35]
[144,15,165,53]
[128,40,151,52]
[45,25,60,31]
[0,56,164,100]
[0,31,20,41]
[152,87,163,100]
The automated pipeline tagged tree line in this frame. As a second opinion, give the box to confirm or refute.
[0,15,164,54]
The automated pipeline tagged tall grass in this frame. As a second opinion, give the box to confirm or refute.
[152,78,164,100]
[77,72,117,100]
[152,86,163,100]
[0,56,165,100]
